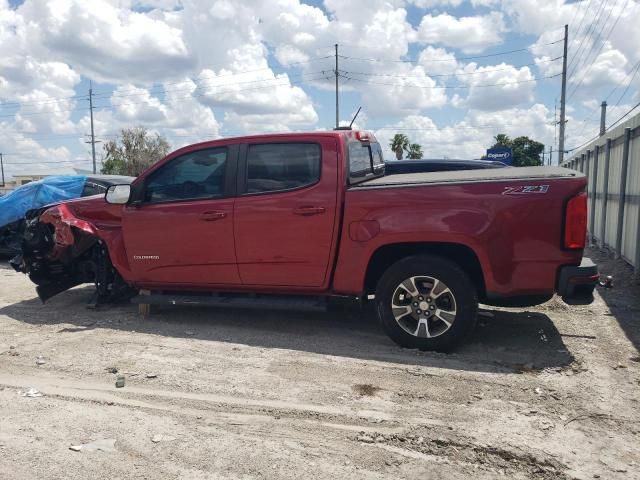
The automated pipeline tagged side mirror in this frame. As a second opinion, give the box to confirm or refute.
[105,184,131,204]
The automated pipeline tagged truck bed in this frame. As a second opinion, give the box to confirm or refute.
[352,166,581,189]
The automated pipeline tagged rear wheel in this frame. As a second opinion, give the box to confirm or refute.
[375,254,478,351]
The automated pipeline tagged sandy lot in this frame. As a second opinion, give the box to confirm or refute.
[1,248,639,479]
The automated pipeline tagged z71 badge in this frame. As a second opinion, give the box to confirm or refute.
[502,185,549,195]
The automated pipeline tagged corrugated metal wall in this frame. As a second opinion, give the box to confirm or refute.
[562,112,640,271]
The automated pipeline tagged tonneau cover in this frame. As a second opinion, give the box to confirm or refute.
[352,166,581,189]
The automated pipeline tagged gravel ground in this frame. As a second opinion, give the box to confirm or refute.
[1,248,639,479]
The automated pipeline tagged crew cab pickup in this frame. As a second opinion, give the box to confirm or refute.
[11,130,597,351]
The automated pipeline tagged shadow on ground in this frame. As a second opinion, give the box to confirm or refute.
[587,248,640,354]
[0,282,574,374]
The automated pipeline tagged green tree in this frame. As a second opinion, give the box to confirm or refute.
[101,127,171,176]
[491,134,544,167]
[389,134,410,160]
[407,143,423,159]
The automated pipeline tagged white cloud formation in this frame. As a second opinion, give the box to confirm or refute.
[500,0,575,36]
[417,46,459,75]
[513,0,640,102]
[452,62,536,111]
[352,65,448,116]
[408,0,465,8]
[375,104,555,161]
[18,0,193,84]
[0,0,639,179]
[416,12,507,53]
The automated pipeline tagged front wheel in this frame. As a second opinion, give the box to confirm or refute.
[375,254,478,352]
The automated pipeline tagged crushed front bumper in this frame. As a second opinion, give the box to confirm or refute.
[557,257,598,303]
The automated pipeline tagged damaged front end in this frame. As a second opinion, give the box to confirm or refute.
[10,203,135,306]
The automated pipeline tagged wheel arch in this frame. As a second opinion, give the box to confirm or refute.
[363,242,486,300]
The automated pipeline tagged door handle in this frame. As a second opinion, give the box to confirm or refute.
[293,206,326,216]
[200,211,227,221]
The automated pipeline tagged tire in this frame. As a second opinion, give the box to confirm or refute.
[375,254,478,352]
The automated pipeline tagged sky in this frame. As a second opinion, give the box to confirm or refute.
[0,0,639,179]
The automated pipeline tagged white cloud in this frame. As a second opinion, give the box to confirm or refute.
[98,81,221,141]
[354,65,448,116]
[417,46,459,75]
[408,0,465,7]
[570,48,629,90]
[111,85,168,124]
[18,0,193,84]
[452,63,536,111]
[0,126,76,178]
[416,12,506,53]
[375,104,555,161]
[500,0,575,36]
[0,0,639,179]
[196,66,318,127]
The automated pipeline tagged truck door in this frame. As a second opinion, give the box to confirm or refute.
[233,138,339,287]
[121,145,240,286]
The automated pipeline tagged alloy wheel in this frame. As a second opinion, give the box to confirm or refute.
[390,276,457,338]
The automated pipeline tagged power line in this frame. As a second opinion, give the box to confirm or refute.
[341,57,562,80]
[0,73,332,120]
[90,70,327,103]
[2,57,563,117]
[339,73,560,89]
[567,0,631,100]
[0,71,558,121]
[613,61,640,107]
[370,122,555,131]
[606,100,640,129]
[5,70,325,116]
[567,99,640,153]
[568,0,590,29]
[567,0,610,76]
[0,56,334,109]
[91,59,334,100]
[567,0,598,71]
[104,72,331,108]
[573,59,640,139]
[337,40,563,65]
[572,0,618,75]
[0,94,87,110]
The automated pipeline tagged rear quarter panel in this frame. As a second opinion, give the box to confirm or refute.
[332,175,587,296]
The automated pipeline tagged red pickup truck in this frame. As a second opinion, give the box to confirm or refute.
[11,130,597,351]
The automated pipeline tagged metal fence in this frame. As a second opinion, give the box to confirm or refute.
[561,112,640,273]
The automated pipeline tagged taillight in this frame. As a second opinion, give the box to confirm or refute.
[564,192,587,249]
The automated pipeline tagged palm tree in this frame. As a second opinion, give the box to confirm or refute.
[407,143,423,159]
[389,134,409,160]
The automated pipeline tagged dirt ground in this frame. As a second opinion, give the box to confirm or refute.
[1,247,639,480]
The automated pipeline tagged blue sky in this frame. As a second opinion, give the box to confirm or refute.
[0,0,638,177]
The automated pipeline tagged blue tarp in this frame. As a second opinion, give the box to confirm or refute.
[0,176,86,226]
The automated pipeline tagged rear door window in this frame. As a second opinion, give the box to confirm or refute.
[371,142,385,174]
[246,143,321,194]
[349,141,385,182]
[348,142,372,178]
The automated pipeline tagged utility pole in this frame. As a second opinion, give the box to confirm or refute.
[88,81,97,174]
[550,146,553,166]
[600,101,607,136]
[558,24,568,164]
[0,152,4,187]
[334,43,339,129]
